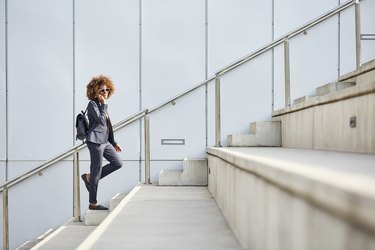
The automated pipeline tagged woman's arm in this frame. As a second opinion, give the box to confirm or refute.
[87,100,107,126]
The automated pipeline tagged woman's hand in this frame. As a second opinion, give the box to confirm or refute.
[98,94,105,104]
[115,144,123,152]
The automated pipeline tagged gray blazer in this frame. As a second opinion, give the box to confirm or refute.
[86,100,117,146]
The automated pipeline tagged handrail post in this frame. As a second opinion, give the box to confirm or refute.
[215,76,221,147]
[73,150,81,221]
[284,37,291,107]
[355,0,361,69]
[3,188,9,250]
[144,110,151,184]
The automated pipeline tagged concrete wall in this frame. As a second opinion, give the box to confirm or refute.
[207,150,375,250]
[274,66,375,154]
[279,92,375,153]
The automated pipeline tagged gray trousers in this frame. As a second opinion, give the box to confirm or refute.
[87,141,123,204]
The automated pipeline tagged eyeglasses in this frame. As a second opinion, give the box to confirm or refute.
[100,88,110,93]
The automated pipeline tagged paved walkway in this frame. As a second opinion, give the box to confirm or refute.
[77,185,243,250]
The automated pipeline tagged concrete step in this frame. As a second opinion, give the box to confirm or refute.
[227,121,281,147]
[290,59,374,107]
[293,82,355,105]
[339,58,375,84]
[293,95,315,104]
[16,229,54,250]
[29,219,96,250]
[315,81,355,96]
[159,158,208,186]
[30,192,128,249]
[84,192,127,226]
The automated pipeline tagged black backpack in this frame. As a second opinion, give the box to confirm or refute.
[75,108,89,142]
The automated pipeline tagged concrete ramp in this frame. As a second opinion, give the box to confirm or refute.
[77,185,243,250]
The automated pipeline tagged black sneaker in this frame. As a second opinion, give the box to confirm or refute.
[89,204,108,210]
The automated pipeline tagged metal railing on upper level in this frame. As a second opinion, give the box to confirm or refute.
[213,0,361,147]
[1,0,363,248]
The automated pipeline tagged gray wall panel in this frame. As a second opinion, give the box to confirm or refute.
[361,0,375,64]
[273,45,285,111]
[75,0,140,160]
[75,0,140,122]
[113,121,141,161]
[339,6,356,75]
[289,19,338,102]
[0,0,6,161]
[274,0,337,38]
[7,161,72,249]
[208,0,273,75]
[0,162,5,185]
[206,78,216,147]
[219,54,273,146]
[207,0,273,146]
[149,88,206,160]
[142,0,205,109]
[147,160,182,184]
[8,0,73,160]
[274,0,339,105]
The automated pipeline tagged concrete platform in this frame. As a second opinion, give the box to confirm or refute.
[78,185,243,250]
[207,147,375,249]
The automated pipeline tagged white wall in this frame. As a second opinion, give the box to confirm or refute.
[7,0,73,162]
[208,0,273,74]
[74,0,141,163]
[359,0,375,64]
[0,0,374,248]
[142,0,206,171]
[207,0,273,146]
[274,0,338,111]
[0,0,5,164]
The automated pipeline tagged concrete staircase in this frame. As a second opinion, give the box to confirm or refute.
[205,59,375,249]
[159,158,208,186]
[16,229,55,250]
[227,121,281,147]
[293,81,355,105]
[30,184,243,250]
[27,192,127,249]
[273,59,375,153]
[315,81,355,96]
[22,60,375,250]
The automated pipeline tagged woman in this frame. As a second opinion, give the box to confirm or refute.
[81,75,123,210]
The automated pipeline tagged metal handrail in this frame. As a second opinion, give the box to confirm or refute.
[148,76,216,114]
[214,0,361,146]
[2,108,149,249]
[215,0,357,76]
[0,109,148,192]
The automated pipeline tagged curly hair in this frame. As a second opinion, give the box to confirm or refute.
[86,75,116,100]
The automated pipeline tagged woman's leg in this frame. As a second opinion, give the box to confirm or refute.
[101,142,123,179]
[87,142,104,204]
